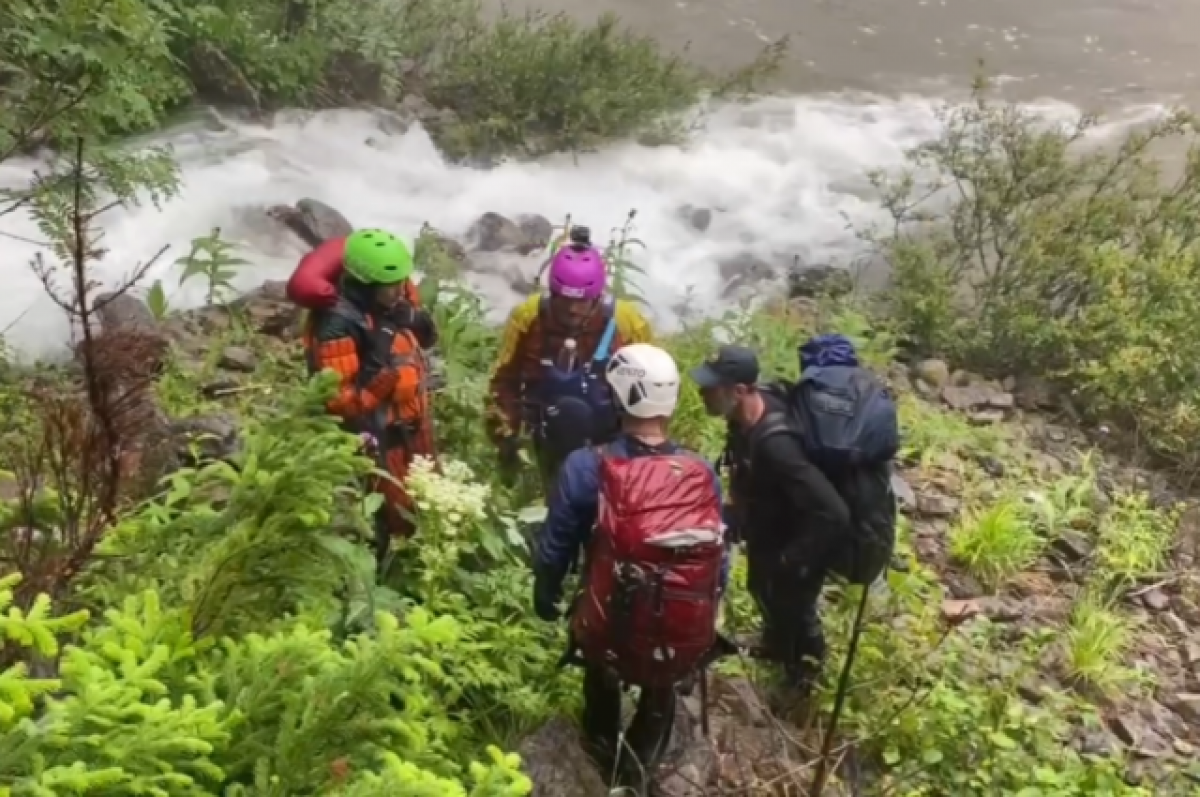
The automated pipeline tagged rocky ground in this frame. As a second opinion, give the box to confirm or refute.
[888,363,1200,776]
[55,199,1199,795]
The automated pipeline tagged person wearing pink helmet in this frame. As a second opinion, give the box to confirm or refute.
[486,226,653,493]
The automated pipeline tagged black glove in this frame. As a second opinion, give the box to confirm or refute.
[533,573,562,622]
[410,309,438,349]
[383,302,438,349]
[497,434,521,469]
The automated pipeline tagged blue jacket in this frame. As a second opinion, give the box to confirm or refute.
[534,434,730,596]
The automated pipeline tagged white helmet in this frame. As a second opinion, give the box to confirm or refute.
[606,344,681,419]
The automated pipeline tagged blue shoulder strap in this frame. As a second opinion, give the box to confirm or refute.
[593,297,617,362]
[539,294,617,361]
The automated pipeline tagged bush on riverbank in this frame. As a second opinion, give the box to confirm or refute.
[0,0,783,157]
[874,86,1200,473]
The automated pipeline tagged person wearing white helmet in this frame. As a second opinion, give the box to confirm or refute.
[532,343,730,794]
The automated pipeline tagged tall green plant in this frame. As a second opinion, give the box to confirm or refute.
[177,229,250,306]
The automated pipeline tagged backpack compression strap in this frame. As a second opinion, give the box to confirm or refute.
[747,411,798,456]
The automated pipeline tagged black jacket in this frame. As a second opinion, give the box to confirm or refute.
[725,392,851,571]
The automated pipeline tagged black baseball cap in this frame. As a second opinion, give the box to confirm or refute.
[689,345,760,388]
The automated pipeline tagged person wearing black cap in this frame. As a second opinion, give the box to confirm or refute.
[690,344,852,696]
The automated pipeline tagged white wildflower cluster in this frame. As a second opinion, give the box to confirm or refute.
[406,455,490,525]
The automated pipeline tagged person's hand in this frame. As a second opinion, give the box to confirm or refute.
[382,303,438,349]
[497,434,522,470]
[533,575,562,622]
[409,309,438,349]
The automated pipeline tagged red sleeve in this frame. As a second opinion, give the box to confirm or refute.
[288,237,346,309]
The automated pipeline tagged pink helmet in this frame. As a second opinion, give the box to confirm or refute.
[548,240,607,300]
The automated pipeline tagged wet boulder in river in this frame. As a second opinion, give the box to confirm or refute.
[267,199,354,248]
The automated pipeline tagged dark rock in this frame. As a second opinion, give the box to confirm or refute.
[1052,531,1094,562]
[219,346,258,373]
[891,473,917,512]
[516,214,554,251]
[92,292,169,377]
[517,717,608,797]
[678,204,713,233]
[941,384,1014,413]
[1076,727,1119,757]
[324,51,385,104]
[1110,709,1173,758]
[187,42,261,111]
[939,595,1026,624]
[886,363,913,393]
[96,292,158,336]
[1013,374,1060,411]
[916,493,960,517]
[1159,612,1188,637]
[1165,693,1200,725]
[968,409,1006,425]
[944,572,984,600]
[171,413,240,465]
[786,263,852,299]
[654,693,718,796]
[1140,588,1171,613]
[398,93,460,133]
[465,212,544,254]
[229,282,302,338]
[717,253,777,291]
[912,378,940,401]
[941,598,983,623]
[950,369,976,387]
[976,455,1006,478]
[295,198,354,244]
[912,359,951,388]
[977,596,1025,622]
[267,198,353,248]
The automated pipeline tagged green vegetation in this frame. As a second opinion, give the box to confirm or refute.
[0,2,1197,792]
[1,0,783,158]
[875,84,1200,475]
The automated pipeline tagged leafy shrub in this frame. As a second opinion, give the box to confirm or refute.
[950,498,1044,589]
[1062,592,1144,695]
[1091,491,1180,594]
[874,83,1200,470]
[2,0,783,157]
[1,373,542,794]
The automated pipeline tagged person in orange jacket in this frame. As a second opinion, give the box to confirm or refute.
[485,226,652,494]
[295,229,437,566]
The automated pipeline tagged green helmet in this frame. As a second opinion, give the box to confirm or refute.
[342,229,413,285]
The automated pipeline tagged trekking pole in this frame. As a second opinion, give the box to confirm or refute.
[808,580,872,796]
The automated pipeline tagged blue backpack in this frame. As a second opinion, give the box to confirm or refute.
[791,334,899,469]
[756,334,899,584]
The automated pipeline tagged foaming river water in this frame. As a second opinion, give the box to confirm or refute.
[2,0,1194,357]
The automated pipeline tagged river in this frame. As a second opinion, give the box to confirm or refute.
[0,0,1192,356]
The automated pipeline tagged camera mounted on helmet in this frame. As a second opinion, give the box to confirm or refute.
[568,225,592,248]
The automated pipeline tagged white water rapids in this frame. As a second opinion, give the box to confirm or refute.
[0,94,1168,358]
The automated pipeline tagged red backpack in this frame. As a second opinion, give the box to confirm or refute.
[570,451,724,688]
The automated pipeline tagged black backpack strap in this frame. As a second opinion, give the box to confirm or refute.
[746,411,799,462]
